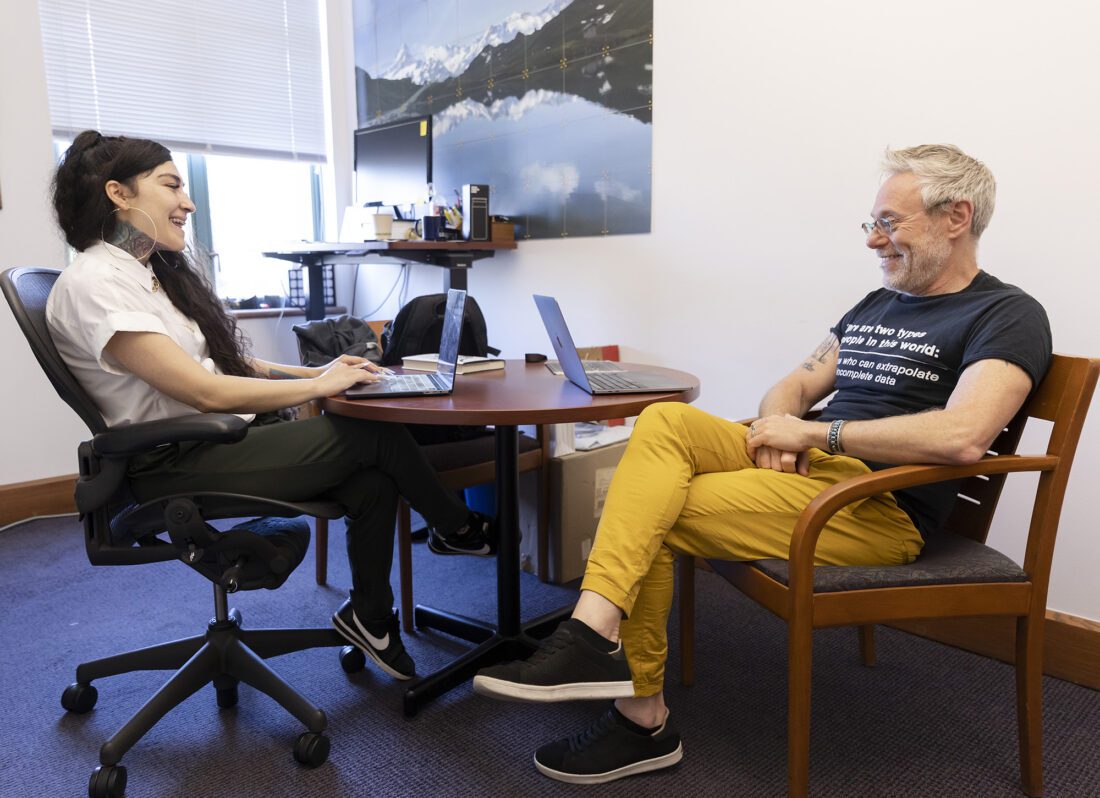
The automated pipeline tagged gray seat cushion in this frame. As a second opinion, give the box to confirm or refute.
[745,532,1028,593]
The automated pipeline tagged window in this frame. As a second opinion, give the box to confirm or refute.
[196,153,321,301]
[39,0,328,302]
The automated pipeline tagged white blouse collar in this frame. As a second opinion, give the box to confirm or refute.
[93,241,159,294]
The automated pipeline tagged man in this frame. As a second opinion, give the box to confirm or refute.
[472,145,1053,784]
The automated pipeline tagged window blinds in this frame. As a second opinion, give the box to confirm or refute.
[38,0,327,161]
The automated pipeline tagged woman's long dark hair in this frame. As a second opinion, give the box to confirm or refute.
[52,130,255,378]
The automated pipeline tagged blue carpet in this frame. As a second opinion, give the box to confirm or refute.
[1,515,1098,797]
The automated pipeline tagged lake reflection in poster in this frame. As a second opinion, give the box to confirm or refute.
[352,0,653,239]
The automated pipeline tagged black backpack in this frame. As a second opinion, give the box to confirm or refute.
[380,293,499,367]
[291,315,382,367]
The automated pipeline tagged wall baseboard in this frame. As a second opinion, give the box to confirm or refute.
[0,474,77,528]
[891,612,1100,692]
[691,558,1099,691]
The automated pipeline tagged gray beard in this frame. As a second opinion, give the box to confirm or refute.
[883,236,951,295]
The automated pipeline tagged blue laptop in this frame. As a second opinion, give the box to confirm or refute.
[533,294,694,395]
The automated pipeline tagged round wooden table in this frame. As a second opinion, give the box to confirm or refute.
[322,361,700,716]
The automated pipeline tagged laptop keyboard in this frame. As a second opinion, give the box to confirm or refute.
[389,373,446,391]
[588,372,644,391]
[547,359,622,375]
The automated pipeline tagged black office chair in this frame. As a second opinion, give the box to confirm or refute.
[2,267,370,798]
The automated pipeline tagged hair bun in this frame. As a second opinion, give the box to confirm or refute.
[72,129,104,152]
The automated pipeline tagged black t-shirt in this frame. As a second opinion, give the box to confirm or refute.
[818,271,1052,535]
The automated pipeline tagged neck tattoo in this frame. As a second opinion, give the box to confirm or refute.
[108,219,160,291]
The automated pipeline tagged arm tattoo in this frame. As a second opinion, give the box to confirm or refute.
[268,368,301,380]
[801,334,839,372]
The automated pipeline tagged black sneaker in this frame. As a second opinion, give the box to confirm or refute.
[472,618,633,701]
[331,599,415,680]
[534,706,683,784]
[427,511,497,557]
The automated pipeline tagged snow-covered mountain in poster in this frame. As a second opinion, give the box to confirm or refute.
[353,0,652,238]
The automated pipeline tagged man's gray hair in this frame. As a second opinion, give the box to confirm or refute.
[882,144,996,238]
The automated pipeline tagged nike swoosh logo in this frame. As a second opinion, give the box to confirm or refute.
[364,630,389,649]
[352,614,389,649]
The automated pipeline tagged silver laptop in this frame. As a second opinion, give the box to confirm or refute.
[533,295,694,395]
[346,289,466,398]
[545,359,622,376]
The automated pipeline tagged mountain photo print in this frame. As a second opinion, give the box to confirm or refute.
[352,0,653,238]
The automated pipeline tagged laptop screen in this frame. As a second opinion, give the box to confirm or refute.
[436,288,467,387]
[533,294,593,392]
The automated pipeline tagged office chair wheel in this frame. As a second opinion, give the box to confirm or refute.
[216,685,239,708]
[62,682,98,714]
[339,645,366,673]
[293,731,330,767]
[88,764,127,798]
[213,674,239,708]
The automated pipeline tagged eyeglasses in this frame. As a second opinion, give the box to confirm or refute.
[861,200,952,238]
[861,216,900,237]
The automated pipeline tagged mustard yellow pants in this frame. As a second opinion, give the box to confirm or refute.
[580,402,924,696]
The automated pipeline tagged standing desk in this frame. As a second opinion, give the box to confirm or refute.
[322,361,700,716]
[262,241,518,321]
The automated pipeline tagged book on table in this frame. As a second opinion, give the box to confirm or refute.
[401,353,505,374]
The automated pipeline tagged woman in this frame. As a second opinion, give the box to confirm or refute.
[46,129,495,680]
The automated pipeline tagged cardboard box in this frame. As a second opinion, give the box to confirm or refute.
[519,441,629,584]
[491,219,515,241]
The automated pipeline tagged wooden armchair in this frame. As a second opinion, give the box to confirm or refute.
[677,353,1100,797]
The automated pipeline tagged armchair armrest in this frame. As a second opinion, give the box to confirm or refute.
[91,413,249,457]
[784,454,1059,594]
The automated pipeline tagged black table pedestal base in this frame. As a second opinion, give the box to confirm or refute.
[403,604,572,717]
[401,424,575,718]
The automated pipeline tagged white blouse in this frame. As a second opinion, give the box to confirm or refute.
[46,242,254,428]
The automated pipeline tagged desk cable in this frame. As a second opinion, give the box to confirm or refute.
[354,261,410,321]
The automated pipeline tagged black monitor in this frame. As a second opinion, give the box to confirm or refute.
[353,116,432,208]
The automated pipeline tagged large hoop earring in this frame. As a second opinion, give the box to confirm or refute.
[101,206,159,263]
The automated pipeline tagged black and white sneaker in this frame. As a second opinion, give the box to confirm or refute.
[331,599,415,680]
[427,511,497,557]
[534,706,683,784]
[472,618,633,701]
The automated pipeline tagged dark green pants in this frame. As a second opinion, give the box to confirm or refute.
[128,414,469,621]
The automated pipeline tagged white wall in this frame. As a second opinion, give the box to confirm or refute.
[3,1,1098,620]
[342,1,1100,620]
[236,313,307,365]
[0,3,85,483]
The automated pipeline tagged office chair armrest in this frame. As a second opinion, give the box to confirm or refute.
[92,413,250,457]
[784,454,1059,593]
[77,415,249,521]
